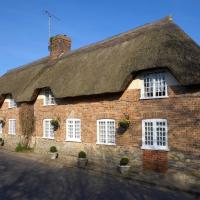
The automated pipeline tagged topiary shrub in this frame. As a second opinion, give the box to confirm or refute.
[78,151,86,158]
[50,146,57,153]
[120,157,129,166]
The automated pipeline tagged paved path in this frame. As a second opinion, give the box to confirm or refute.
[0,151,198,200]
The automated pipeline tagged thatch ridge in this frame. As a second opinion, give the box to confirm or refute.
[0,16,200,102]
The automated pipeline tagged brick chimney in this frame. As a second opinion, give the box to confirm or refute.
[49,34,71,59]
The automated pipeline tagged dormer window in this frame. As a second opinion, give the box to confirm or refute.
[44,89,56,106]
[9,96,17,108]
[141,72,168,99]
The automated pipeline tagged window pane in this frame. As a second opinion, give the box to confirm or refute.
[144,122,153,146]
[155,73,166,97]
[75,120,80,139]
[67,120,74,139]
[45,121,50,138]
[98,120,115,144]
[9,120,16,135]
[67,119,81,141]
[156,121,167,147]
[44,89,55,105]
[99,121,106,143]
[144,76,153,97]
[143,72,167,98]
[107,121,115,144]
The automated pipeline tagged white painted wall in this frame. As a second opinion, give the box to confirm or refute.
[127,70,180,90]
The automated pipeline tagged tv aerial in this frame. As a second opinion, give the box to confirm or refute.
[44,10,61,42]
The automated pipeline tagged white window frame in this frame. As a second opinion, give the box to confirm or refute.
[8,96,17,108]
[43,89,56,106]
[43,119,55,139]
[66,118,81,142]
[142,119,169,151]
[141,72,168,99]
[8,119,16,135]
[97,119,116,145]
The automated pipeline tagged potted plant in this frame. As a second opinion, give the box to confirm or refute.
[50,119,59,131]
[118,157,130,174]
[0,119,5,128]
[118,119,130,133]
[0,138,4,147]
[78,151,88,168]
[49,146,58,159]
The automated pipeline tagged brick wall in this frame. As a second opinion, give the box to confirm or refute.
[31,85,200,168]
[0,100,21,150]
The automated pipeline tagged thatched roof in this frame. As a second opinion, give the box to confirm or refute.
[0,16,200,102]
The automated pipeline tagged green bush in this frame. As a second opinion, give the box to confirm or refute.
[15,143,32,152]
[50,119,59,131]
[118,120,130,129]
[50,146,57,153]
[120,157,129,166]
[78,151,86,158]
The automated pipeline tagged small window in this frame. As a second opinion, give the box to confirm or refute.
[9,96,17,108]
[142,119,168,151]
[8,119,16,135]
[141,72,167,99]
[44,89,56,106]
[66,119,81,142]
[97,119,115,145]
[43,119,54,139]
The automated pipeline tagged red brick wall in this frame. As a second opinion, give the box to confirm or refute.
[32,85,200,173]
[143,150,168,173]
[0,83,200,173]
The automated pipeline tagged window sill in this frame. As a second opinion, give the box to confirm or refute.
[65,139,81,143]
[140,96,169,100]
[8,133,16,135]
[8,107,17,109]
[43,104,56,107]
[42,137,55,140]
[96,142,116,146]
[141,146,169,151]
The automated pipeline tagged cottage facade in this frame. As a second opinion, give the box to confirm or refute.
[0,17,200,189]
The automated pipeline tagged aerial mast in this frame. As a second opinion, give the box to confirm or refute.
[44,10,60,43]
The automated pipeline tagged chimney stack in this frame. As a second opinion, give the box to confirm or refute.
[49,34,71,59]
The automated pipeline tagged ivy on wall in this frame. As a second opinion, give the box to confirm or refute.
[19,103,35,147]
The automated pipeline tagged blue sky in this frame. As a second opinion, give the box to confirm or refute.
[0,0,199,75]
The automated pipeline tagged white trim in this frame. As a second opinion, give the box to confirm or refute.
[141,119,168,151]
[96,119,116,145]
[43,89,56,106]
[140,96,169,100]
[66,118,81,142]
[141,72,168,99]
[43,119,55,139]
[8,119,16,135]
[8,96,17,109]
